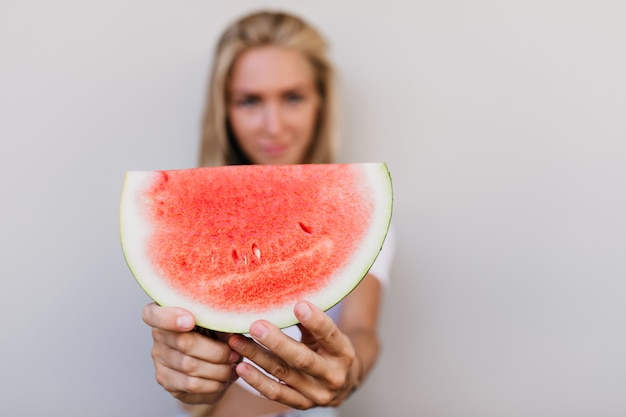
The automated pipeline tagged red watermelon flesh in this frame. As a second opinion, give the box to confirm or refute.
[120,163,392,333]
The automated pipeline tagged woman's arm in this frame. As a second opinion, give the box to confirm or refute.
[336,273,382,392]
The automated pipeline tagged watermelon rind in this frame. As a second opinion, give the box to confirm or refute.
[120,163,393,333]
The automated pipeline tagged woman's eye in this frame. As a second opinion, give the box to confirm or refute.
[236,96,259,107]
[284,93,304,105]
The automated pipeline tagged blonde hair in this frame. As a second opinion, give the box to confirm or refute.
[198,10,336,166]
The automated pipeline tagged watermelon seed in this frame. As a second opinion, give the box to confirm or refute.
[243,254,248,265]
[299,222,312,234]
[252,244,261,260]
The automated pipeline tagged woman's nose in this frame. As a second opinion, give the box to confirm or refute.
[264,104,284,136]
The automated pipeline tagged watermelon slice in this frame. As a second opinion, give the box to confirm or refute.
[120,163,392,333]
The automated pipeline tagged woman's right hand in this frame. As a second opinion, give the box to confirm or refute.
[141,302,242,405]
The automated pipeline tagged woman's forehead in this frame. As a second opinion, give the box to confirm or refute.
[229,46,316,93]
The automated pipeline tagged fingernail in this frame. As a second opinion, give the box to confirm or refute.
[236,362,250,377]
[229,351,242,364]
[176,315,194,330]
[295,302,312,320]
[250,322,268,340]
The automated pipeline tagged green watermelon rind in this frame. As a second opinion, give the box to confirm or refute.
[120,163,393,333]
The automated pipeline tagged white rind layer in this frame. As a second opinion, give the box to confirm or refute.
[119,163,393,333]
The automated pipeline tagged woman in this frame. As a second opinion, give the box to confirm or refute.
[141,10,394,417]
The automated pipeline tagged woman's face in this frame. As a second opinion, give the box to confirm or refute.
[227,46,321,165]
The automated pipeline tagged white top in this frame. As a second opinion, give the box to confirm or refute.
[237,223,396,394]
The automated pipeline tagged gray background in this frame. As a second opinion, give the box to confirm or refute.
[1,1,625,416]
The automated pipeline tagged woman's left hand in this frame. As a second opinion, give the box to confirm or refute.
[227,300,361,409]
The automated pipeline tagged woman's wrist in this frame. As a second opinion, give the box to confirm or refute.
[180,402,217,417]
[349,352,364,396]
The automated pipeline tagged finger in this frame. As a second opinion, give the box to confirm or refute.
[235,361,314,410]
[294,301,350,356]
[142,302,196,332]
[154,328,241,365]
[241,321,325,386]
[228,333,288,378]
[297,323,320,350]
[154,342,237,382]
[154,353,235,395]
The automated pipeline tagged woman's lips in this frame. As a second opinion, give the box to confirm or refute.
[262,144,289,156]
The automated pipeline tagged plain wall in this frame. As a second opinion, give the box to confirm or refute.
[1,1,625,416]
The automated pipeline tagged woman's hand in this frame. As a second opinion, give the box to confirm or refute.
[141,303,242,405]
[228,300,363,410]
